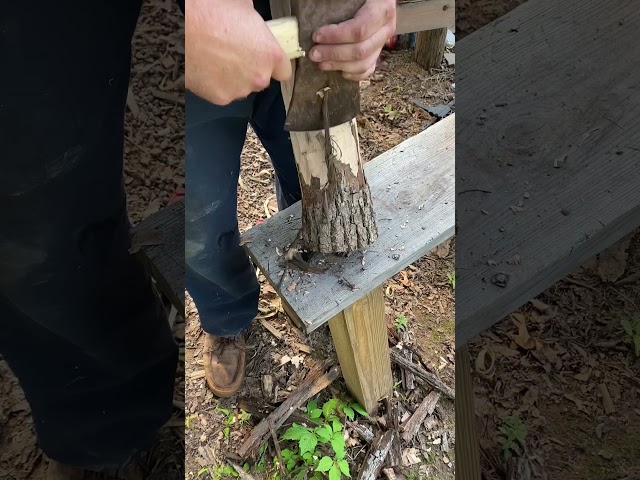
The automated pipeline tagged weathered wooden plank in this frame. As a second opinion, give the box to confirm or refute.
[455,0,640,346]
[396,0,455,34]
[328,286,393,414]
[243,114,455,333]
[130,199,185,312]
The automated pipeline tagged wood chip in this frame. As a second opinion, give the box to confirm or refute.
[357,431,394,480]
[258,319,283,340]
[400,391,440,442]
[600,383,616,414]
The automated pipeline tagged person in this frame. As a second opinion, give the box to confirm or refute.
[184,0,396,398]
[1,2,181,479]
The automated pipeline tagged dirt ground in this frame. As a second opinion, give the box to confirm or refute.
[455,1,640,479]
[470,232,640,480]
[0,1,185,478]
[184,49,456,479]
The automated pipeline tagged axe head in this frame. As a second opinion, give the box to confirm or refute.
[284,0,365,132]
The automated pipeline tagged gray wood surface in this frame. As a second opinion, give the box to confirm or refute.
[396,0,455,34]
[243,115,455,333]
[131,199,185,312]
[456,0,640,347]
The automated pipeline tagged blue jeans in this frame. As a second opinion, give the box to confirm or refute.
[0,0,178,468]
[185,81,301,337]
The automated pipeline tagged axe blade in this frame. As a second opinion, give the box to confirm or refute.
[284,0,365,132]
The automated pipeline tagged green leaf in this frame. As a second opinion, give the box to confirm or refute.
[282,423,310,441]
[286,459,297,471]
[350,403,367,417]
[309,408,323,419]
[307,399,318,412]
[329,464,342,480]
[622,318,634,336]
[332,419,343,434]
[293,472,306,480]
[337,459,350,477]
[299,433,318,455]
[323,398,340,419]
[223,427,230,438]
[331,432,346,460]
[315,425,332,443]
[302,451,313,463]
[343,406,355,421]
[316,456,333,472]
[216,406,231,416]
[243,463,250,472]
[281,449,293,461]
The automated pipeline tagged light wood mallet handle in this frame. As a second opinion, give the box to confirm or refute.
[266,16,305,59]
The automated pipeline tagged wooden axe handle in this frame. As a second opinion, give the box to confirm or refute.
[266,17,305,60]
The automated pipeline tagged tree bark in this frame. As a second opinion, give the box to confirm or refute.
[290,119,377,253]
[414,28,447,70]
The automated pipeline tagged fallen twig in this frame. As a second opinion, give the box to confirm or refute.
[269,419,286,474]
[228,461,257,480]
[347,420,375,444]
[238,363,341,458]
[389,349,454,400]
[237,398,319,427]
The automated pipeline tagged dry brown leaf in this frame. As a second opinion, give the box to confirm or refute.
[574,369,591,382]
[511,314,536,350]
[597,233,633,282]
[530,298,551,312]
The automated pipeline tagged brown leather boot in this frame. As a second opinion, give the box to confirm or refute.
[46,459,145,480]
[203,333,246,397]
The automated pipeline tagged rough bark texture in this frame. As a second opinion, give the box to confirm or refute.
[297,122,377,254]
[414,28,447,70]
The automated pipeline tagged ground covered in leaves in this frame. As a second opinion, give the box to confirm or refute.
[0,1,185,478]
[184,49,456,480]
[470,231,640,480]
[455,0,640,478]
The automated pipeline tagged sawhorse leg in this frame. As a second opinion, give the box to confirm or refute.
[456,345,482,479]
[328,286,393,415]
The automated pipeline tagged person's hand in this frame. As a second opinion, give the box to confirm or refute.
[308,0,396,81]
[185,0,292,106]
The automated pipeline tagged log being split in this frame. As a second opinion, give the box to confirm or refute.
[271,0,378,255]
[291,116,377,253]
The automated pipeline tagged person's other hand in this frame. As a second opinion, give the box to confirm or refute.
[185,0,292,106]
[308,0,396,81]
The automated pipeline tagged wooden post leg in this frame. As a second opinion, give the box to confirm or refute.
[328,286,393,415]
[414,28,447,70]
[455,346,482,480]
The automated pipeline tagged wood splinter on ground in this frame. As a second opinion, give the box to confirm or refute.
[237,362,341,458]
[400,391,440,442]
[356,430,395,480]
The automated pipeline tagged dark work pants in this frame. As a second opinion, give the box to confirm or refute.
[185,83,302,337]
[0,1,178,469]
